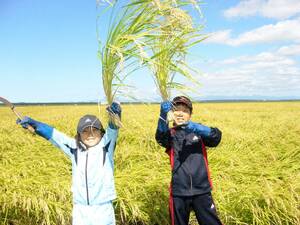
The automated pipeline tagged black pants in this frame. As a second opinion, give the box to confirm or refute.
[170,192,223,225]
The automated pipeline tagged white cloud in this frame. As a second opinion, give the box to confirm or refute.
[189,1,300,98]
[205,30,232,44]
[217,48,297,71]
[224,0,262,18]
[198,68,300,97]
[204,17,300,46]
[194,46,300,97]
[224,0,300,20]
[277,44,300,56]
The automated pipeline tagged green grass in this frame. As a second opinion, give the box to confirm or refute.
[0,102,299,224]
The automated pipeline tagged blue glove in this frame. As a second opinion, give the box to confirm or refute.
[106,102,122,129]
[160,101,172,119]
[186,121,211,137]
[16,116,53,140]
[157,101,172,132]
[106,102,122,118]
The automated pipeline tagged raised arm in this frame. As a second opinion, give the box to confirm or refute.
[155,101,172,148]
[186,121,222,147]
[17,117,76,158]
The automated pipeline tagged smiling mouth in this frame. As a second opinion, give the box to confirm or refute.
[175,118,185,124]
[86,137,96,141]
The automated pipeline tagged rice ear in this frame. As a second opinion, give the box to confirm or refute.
[107,112,123,128]
[167,111,174,123]
[98,1,160,104]
[146,2,204,101]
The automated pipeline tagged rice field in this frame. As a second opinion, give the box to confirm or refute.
[0,102,299,225]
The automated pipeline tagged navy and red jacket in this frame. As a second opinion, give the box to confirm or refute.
[156,122,222,196]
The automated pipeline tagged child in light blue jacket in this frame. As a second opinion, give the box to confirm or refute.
[17,102,121,225]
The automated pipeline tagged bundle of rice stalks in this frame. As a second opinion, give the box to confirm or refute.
[98,0,205,103]
[97,1,159,105]
[97,0,164,127]
[147,0,205,101]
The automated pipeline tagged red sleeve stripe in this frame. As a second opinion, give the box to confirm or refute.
[169,185,175,225]
[166,147,175,225]
[201,141,213,189]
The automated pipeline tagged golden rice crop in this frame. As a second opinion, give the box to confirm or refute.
[98,0,205,104]
[0,102,299,224]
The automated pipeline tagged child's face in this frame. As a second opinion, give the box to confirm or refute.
[172,104,191,125]
[80,126,102,148]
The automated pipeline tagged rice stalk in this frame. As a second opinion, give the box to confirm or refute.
[146,0,206,101]
[1,102,300,224]
[97,1,160,105]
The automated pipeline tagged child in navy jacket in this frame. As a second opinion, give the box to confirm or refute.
[155,96,223,225]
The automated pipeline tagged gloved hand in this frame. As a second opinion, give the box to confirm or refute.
[157,101,172,132]
[16,116,53,140]
[160,101,172,119]
[106,102,122,118]
[106,102,122,129]
[186,121,211,137]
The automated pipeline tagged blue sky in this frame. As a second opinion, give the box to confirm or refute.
[1,0,300,103]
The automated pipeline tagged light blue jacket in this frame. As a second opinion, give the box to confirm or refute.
[48,127,118,205]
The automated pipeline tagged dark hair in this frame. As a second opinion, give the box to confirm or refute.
[75,134,86,151]
[172,96,193,113]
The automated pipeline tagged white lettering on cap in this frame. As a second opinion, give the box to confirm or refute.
[85,118,92,123]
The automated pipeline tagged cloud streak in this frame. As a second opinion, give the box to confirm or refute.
[205,17,300,46]
[193,45,300,97]
[224,0,300,20]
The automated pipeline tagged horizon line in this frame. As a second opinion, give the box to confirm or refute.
[1,98,300,106]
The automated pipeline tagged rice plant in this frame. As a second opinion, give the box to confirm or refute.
[146,0,206,101]
[97,0,205,103]
[97,0,158,105]
[1,102,299,224]
[97,0,167,127]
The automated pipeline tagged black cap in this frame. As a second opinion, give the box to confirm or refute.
[77,115,104,133]
[172,96,193,113]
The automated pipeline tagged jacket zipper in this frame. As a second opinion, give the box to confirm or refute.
[85,152,90,205]
[184,163,193,192]
[189,174,193,191]
[183,164,193,192]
